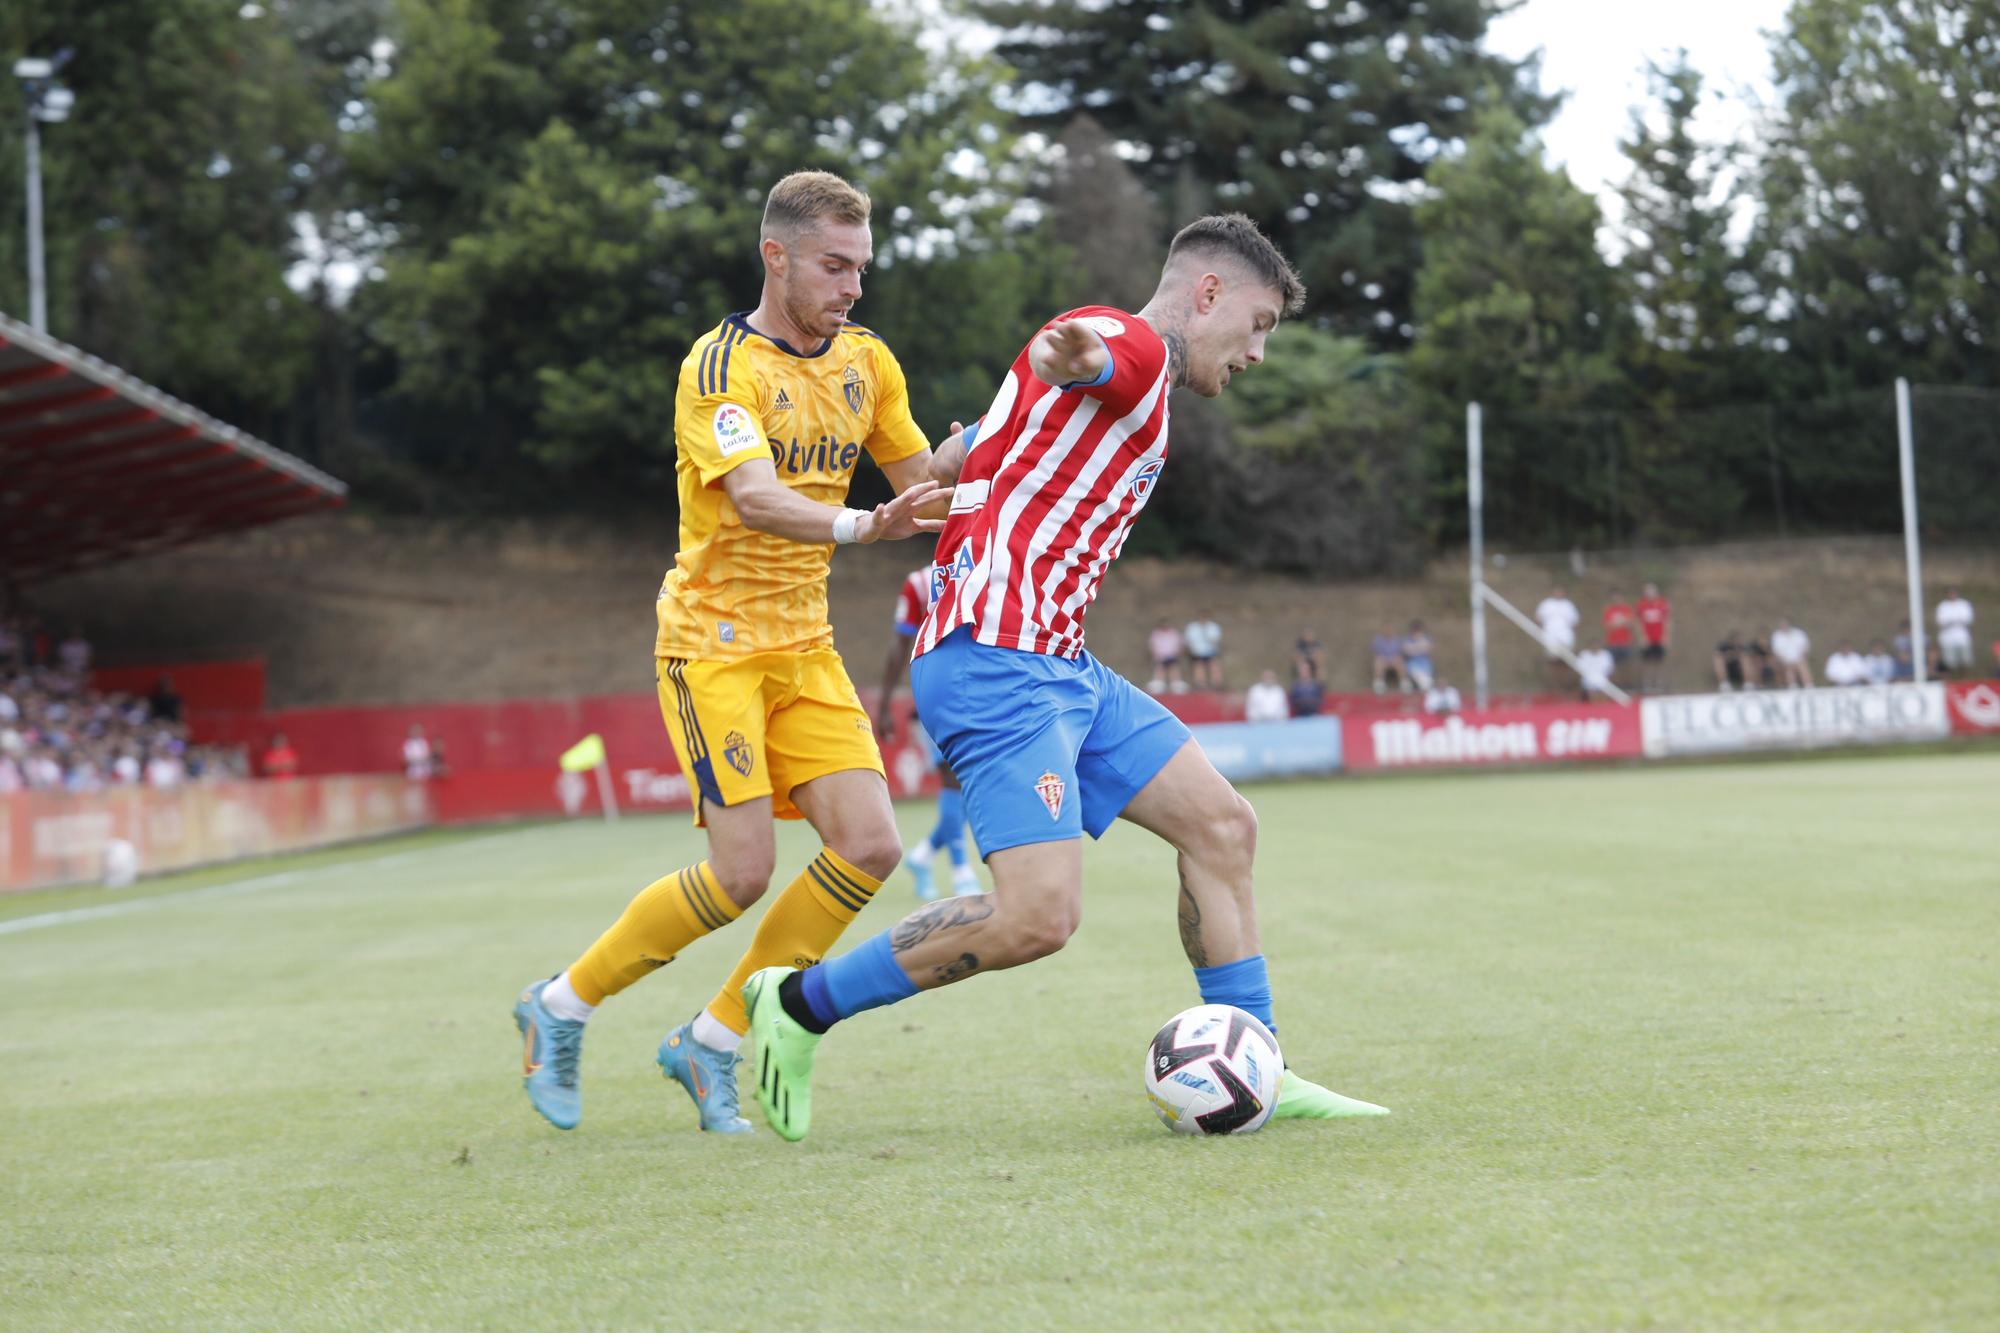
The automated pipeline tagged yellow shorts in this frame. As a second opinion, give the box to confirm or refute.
[656,646,884,824]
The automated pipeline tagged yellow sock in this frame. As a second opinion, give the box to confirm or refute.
[568,862,742,1006]
[703,848,883,1035]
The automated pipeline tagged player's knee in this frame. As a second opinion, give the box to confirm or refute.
[1008,903,1080,963]
[1197,792,1258,872]
[709,848,775,908]
[829,823,902,882]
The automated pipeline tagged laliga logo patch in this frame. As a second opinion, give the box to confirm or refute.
[843,364,866,413]
[1130,458,1164,502]
[1955,683,2000,729]
[1076,315,1126,339]
[722,730,755,777]
[1035,770,1066,820]
[713,402,759,458]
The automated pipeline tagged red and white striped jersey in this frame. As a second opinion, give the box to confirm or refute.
[893,567,930,635]
[913,306,1171,661]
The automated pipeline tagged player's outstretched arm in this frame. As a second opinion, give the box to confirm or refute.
[928,421,968,486]
[722,458,947,545]
[1028,320,1109,388]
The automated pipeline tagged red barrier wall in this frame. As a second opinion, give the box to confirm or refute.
[91,659,267,713]
[1343,702,1643,771]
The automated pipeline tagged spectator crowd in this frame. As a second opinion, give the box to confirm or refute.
[0,618,249,795]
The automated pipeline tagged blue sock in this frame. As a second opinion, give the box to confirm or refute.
[1194,954,1275,1033]
[929,789,968,868]
[798,930,918,1029]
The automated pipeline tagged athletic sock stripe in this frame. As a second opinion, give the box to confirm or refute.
[689,871,733,931]
[675,868,717,930]
[815,854,879,903]
[680,867,728,931]
[677,868,724,931]
[805,861,867,913]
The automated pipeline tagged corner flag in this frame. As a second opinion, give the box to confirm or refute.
[559,733,606,773]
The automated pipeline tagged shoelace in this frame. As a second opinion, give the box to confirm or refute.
[548,1020,584,1089]
[707,1050,743,1119]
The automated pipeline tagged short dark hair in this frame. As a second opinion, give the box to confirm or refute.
[1166,213,1305,314]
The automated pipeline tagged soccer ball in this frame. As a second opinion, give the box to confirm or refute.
[1143,1004,1282,1135]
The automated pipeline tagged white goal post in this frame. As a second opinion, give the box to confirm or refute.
[1464,382,1929,706]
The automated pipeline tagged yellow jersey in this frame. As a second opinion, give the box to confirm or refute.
[656,314,930,660]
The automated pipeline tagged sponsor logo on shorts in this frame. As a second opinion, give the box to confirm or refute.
[1034,770,1065,820]
[712,402,760,457]
[723,730,754,777]
[717,621,735,644]
[843,364,866,413]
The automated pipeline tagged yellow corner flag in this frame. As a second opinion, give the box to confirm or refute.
[559,733,606,773]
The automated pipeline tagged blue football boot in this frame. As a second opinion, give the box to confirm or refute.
[657,1022,753,1134]
[513,977,585,1130]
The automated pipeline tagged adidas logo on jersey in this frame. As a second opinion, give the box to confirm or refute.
[773,389,794,411]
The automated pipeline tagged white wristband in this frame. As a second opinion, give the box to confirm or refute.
[831,508,866,544]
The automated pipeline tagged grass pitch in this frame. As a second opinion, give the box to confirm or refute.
[4,752,1998,1329]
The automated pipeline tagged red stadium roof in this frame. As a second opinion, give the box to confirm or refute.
[0,310,346,584]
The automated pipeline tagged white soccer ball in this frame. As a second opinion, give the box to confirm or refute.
[1143,1003,1283,1135]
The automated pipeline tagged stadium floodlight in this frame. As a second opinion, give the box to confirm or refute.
[15,51,77,333]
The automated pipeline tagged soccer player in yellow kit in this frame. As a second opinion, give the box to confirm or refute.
[514,171,948,1133]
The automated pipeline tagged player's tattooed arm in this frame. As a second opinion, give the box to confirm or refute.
[933,952,980,984]
[1161,330,1188,390]
[1177,881,1208,968]
[890,894,996,953]
[928,420,968,485]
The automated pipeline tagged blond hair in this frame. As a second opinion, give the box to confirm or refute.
[761,171,871,243]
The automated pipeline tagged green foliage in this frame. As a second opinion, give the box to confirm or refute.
[1755,0,2000,392]
[353,0,1063,483]
[0,0,336,410]
[970,0,1553,340]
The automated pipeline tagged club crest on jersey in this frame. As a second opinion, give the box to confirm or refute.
[1034,770,1065,820]
[722,730,754,777]
[1130,458,1165,502]
[843,365,865,413]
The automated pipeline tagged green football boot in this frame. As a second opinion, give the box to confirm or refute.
[1272,1069,1390,1120]
[742,966,821,1142]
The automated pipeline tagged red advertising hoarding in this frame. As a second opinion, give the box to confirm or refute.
[1342,702,1642,771]
[1945,680,2000,735]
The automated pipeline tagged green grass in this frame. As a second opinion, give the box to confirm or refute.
[5,752,1998,1329]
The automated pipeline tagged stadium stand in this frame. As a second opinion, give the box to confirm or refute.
[0,310,346,584]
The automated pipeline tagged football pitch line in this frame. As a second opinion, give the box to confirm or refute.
[0,823,547,937]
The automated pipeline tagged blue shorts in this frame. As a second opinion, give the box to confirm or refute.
[910,628,1191,855]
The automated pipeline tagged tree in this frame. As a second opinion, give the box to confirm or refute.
[1616,53,1755,405]
[0,1,342,420]
[968,0,1552,340]
[1409,102,1629,546]
[1754,0,2000,392]
[352,0,1063,486]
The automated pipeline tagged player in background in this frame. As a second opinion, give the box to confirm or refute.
[512,171,950,1135]
[877,564,980,900]
[740,214,1390,1140]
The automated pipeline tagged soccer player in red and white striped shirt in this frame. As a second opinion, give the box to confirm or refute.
[743,215,1389,1138]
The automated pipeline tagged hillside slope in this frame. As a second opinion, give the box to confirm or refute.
[40,513,2000,706]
